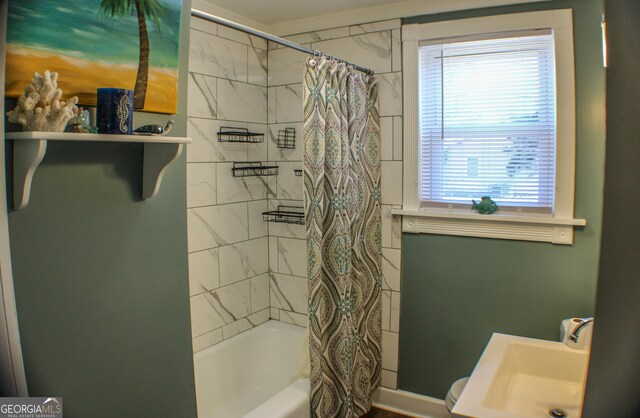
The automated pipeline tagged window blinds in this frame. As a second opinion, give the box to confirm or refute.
[419,33,557,212]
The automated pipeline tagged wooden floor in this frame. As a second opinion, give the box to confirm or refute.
[362,407,412,418]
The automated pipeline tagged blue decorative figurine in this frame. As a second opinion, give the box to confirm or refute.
[97,88,133,134]
[472,196,498,214]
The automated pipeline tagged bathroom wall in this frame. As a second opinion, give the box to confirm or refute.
[583,0,640,416]
[186,14,272,352]
[266,21,404,389]
[398,0,606,398]
[186,0,605,400]
[264,36,309,330]
[4,0,198,417]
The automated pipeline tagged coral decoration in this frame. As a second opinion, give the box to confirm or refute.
[6,70,79,132]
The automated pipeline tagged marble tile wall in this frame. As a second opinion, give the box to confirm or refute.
[266,19,404,390]
[187,18,271,353]
[187,14,405,388]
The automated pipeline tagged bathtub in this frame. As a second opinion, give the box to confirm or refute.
[194,320,310,418]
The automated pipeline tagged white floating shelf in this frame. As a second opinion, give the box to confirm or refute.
[6,131,192,209]
[6,131,190,144]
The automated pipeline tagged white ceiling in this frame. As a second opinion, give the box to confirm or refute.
[192,0,551,36]
[206,0,409,26]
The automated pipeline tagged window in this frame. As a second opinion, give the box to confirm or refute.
[419,33,556,213]
[398,10,585,244]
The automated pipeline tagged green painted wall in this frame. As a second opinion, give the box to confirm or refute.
[399,0,606,398]
[4,1,197,417]
[583,0,640,416]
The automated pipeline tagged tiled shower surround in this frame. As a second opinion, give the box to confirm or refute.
[186,15,403,389]
[186,18,271,353]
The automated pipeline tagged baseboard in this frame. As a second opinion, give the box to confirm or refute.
[373,387,449,418]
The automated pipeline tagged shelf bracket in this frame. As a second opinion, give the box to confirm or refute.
[142,142,184,199]
[13,139,47,210]
[8,133,190,209]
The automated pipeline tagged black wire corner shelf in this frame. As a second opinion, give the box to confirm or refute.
[232,161,279,177]
[262,205,305,225]
[218,127,264,143]
[294,169,302,177]
[277,127,296,149]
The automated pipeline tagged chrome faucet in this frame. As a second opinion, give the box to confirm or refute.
[568,317,594,343]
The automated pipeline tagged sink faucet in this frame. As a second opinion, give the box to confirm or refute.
[568,317,594,343]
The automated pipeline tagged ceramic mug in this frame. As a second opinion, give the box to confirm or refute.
[97,88,133,134]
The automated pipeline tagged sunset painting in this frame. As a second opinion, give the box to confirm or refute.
[5,0,182,114]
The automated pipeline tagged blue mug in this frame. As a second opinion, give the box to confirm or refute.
[97,88,133,134]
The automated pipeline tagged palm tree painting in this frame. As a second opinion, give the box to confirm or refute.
[100,0,163,109]
[5,0,181,114]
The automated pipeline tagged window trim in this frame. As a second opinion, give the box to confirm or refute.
[397,9,586,245]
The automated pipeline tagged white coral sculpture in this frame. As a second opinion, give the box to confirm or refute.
[7,70,79,132]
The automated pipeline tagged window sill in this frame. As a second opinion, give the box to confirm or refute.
[390,209,586,245]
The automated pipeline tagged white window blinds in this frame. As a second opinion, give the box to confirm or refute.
[419,32,557,213]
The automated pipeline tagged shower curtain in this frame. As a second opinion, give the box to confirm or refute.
[303,56,382,418]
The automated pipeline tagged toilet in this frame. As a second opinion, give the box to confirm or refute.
[445,377,468,415]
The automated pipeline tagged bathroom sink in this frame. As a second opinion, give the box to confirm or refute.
[452,333,589,418]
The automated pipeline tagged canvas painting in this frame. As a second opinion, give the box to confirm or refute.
[5,0,182,114]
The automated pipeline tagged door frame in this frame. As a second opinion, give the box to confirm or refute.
[0,0,28,396]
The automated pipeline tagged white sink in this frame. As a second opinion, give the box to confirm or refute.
[452,333,589,418]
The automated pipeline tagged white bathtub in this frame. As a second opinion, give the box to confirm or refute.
[194,320,310,418]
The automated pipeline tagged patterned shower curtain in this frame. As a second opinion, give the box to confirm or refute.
[303,56,382,418]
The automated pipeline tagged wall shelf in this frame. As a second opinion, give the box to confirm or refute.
[232,162,279,178]
[5,131,192,210]
[217,126,264,143]
[277,127,296,149]
[262,205,305,225]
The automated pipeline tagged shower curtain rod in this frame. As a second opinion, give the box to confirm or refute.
[190,9,375,75]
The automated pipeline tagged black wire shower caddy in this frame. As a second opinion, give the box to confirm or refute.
[262,205,305,225]
[217,126,264,143]
[277,128,296,149]
[231,162,279,178]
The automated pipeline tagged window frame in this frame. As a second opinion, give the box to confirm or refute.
[395,9,586,245]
